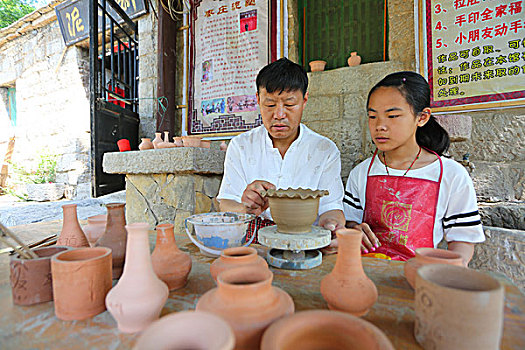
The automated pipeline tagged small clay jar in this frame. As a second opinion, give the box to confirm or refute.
[320,228,377,316]
[57,204,90,248]
[83,214,107,246]
[51,247,112,320]
[309,60,326,72]
[404,247,464,289]
[173,137,183,147]
[138,138,154,150]
[196,266,294,349]
[200,140,211,148]
[210,246,268,282]
[182,136,202,147]
[220,141,228,151]
[152,132,163,149]
[151,223,192,291]
[95,203,127,279]
[347,51,362,66]
[10,246,71,306]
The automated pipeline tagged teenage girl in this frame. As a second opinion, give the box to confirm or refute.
[343,71,484,265]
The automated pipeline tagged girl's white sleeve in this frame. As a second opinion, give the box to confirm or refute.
[343,167,365,223]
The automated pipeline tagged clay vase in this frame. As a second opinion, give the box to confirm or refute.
[182,136,202,147]
[134,311,235,350]
[347,51,362,66]
[10,246,71,306]
[152,132,163,149]
[220,141,228,151]
[320,228,377,316]
[210,246,268,282]
[261,310,394,350]
[151,223,192,291]
[196,266,294,349]
[404,247,464,289]
[56,204,90,248]
[415,264,504,349]
[83,214,107,247]
[95,203,127,279]
[51,247,112,320]
[173,136,183,147]
[106,223,169,333]
[309,60,326,72]
[138,138,154,150]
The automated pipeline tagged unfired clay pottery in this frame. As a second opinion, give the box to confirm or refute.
[347,51,362,66]
[51,247,112,320]
[210,246,268,282]
[261,310,394,350]
[138,138,154,150]
[196,266,294,349]
[134,311,235,350]
[404,247,463,289]
[151,223,192,291]
[309,60,326,72]
[182,136,202,147]
[83,214,107,246]
[173,136,183,147]
[56,204,90,248]
[95,203,127,279]
[106,223,169,333]
[415,264,504,350]
[200,140,211,148]
[10,246,71,306]
[262,188,329,233]
[220,141,228,151]
[321,228,377,316]
[152,132,163,149]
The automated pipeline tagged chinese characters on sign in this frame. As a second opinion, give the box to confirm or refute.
[190,0,274,135]
[422,0,525,109]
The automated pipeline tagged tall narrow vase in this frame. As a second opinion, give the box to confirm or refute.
[151,223,192,290]
[106,223,169,333]
[320,228,377,316]
[95,203,127,279]
[57,204,89,248]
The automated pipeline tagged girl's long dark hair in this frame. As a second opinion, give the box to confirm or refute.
[367,71,450,156]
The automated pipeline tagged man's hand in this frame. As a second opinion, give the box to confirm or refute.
[241,180,276,216]
[348,221,381,254]
[319,210,345,255]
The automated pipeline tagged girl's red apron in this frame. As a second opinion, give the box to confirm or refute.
[362,150,443,261]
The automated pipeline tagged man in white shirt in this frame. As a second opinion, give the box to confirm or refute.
[218,58,345,241]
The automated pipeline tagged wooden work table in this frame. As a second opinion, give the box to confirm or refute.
[0,221,524,349]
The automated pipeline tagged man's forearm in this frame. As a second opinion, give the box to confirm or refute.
[218,198,247,213]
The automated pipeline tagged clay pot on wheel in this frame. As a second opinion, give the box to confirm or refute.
[347,51,362,66]
[210,246,268,282]
[138,138,154,150]
[95,203,127,279]
[404,247,464,289]
[57,204,90,248]
[309,60,326,72]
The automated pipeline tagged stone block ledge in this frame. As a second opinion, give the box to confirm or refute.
[103,148,225,175]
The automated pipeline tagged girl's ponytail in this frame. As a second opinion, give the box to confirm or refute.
[416,116,450,156]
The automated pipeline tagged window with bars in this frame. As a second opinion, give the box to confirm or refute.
[298,0,388,71]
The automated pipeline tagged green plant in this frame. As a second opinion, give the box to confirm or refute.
[9,152,58,184]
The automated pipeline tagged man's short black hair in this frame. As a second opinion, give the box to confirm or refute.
[256,58,308,96]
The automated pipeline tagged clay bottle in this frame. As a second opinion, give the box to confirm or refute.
[95,203,127,279]
[83,214,107,246]
[106,223,169,333]
[57,204,90,248]
[152,133,163,149]
[138,138,154,150]
[220,141,228,151]
[404,247,464,289]
[320,228,377,316]
[151,223,192,290]
[196,266,294,349]
[210,247,268,282]
[347,51,362,66]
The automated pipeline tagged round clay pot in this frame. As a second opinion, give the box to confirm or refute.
[83,214,107,247]
[261,310,394,350]
[57,204,90,248]
[138,138,154,150]
[262,188,329,233]
[173,137,183,147]
[200,140,211,148]
[51,247,112,320]
[151,223,192,291]
[95,203,127,279]
[220,141,228,151]
[182,136,202,147]
[404,247,464,289]
[10,246,71,306]
[321,228,377,316]
[347,51,362,66]
[309,60,326,72]
[152,132,163,149]
[210,246,268,282]
[106,223,169,333]
[415,264,504,349]
[134,311,235,350]
[196,266,294,349]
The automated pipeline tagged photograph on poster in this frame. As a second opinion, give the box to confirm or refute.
[240,10,257,33]
[201,98,226,117]
[227,95,258,113]
[202,60,213,82]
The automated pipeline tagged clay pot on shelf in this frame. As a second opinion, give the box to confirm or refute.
[321,228,377,316]
[173,137,183,147]
[151,223,192,291]
[134,311,235,350]
[347,51,362,66]
[182,136,202,147]
[261,188,329,233]
[94,203,127,279]
[220,141,228,151]
[138,138,154,150]
[51,247,112,320]
[210,246,268,282]
[10,246,71,306]
[200,140,211,148]
[261,310,394,350]
[106,223,169,333]
[309,60,327,72]
[152,133,163,149]
[404,247,464,289]
[57,204,90,248]
[196,266,294,349]
[415,264,504,349]
[83,214,107,247]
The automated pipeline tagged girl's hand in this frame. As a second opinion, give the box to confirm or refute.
[350,222,381,254]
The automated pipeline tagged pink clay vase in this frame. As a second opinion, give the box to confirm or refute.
[138,138,154,150]
[347,51,362,66]
[152,133,163,149]
[57,204,89,248]
[95,203,127,279]
[173,137,183,147]
[83,214,107,246]
[210,246,268,282]
[220,141,228,151]
[404,247,464,289]
[309,60,326,72]
[182,136,202,147]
